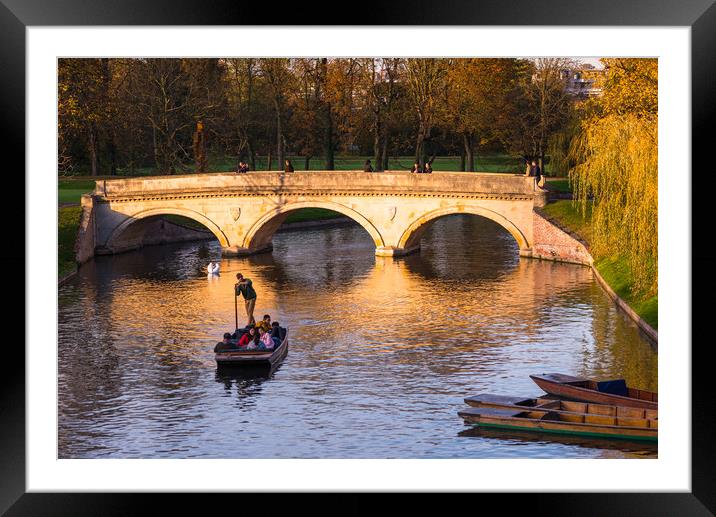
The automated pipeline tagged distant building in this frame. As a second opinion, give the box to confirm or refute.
[561,64,605,98]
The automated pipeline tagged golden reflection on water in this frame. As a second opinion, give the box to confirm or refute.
[59,216,657,458]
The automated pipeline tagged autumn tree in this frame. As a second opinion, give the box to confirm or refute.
[258,58,293,170]
[405,58,449,167]
[58,59,111,176]
[224,58,263,170]
[446,58,522,171]
[569,58,658,296]
[363,58,404,171]
[501,58,574,170]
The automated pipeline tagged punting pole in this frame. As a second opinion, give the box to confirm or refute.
[234,289,238,331]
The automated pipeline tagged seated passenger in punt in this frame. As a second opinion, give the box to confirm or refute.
[256,314,272,333]
[214,332,238,353]
[270,321,283,346]
[257,327,275,350]
[238,327,259,349]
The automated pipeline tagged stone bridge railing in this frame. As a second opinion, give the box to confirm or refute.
[84,171,556,259]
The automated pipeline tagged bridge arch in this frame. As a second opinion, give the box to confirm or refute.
[398,205,530,252]
[104,207,230,250]
[243,201,386,250]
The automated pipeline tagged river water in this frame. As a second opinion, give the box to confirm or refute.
[58,215,658,459]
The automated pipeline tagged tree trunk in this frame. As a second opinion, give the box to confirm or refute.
[463,133,475,172]
[247,141,255,171]
[373,123,383,172]
[276,114,283,171]
[381,138,389,171]
[267,149,272,171]
[304,155,311,170]
[415,131,424,167]
[320,58,334,171]
[152,125,160,172]
[101,58,117,176]
[108,139,117,176]
[324,105,334,170]
[88,126,98,176]
[460,147,466,172]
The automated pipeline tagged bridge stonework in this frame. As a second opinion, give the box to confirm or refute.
[87,171,562,260]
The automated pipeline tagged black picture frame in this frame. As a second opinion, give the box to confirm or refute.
[3,0,714,514]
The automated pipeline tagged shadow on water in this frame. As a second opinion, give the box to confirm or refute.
[458,425,658,456]
[214,363,282,400]
[249,225,376,290]
[402,214,519,282]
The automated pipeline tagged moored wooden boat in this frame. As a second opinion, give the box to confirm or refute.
[458,406,657,442]
[215,329,288,367]
[464,393,658,420]
[530,373,657,410]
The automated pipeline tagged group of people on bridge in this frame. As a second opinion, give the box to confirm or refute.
[238,158,436,174]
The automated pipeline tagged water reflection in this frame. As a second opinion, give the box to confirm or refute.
[458,426,658,459]
[59,214,657,459]
[215,364,281,407]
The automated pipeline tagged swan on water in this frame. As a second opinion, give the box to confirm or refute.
[207,262,220,275]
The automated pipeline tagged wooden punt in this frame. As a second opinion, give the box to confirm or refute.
[458,406,657,442]
[530,373,658,410]
[215,329,288,367]
[464,393,658,420]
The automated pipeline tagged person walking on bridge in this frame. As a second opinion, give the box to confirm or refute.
[235,273,258,327]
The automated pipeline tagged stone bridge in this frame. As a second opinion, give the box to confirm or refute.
[79,171,590,264]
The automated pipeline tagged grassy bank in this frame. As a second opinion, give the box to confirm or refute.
[62,154,531,178]
[541,200,657,330]
[59,179,96,204]
[59,154,564,205]
[545,178,572,193]
[59,205,82,279]
[164,208,342,231]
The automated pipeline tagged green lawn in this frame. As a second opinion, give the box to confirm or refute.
[59,179,97,204]
[59,154,549,204]
[594,255,658,330]
[59,205,82,279]
[545,178,572,193]
[62,153,535,178]
[541,200,657,329]
[163,209,344,232]
[541,200,593,244]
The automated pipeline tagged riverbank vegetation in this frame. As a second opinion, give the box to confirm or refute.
[542,59,658,328]
[59,206,82,279]
[569,58,657,299]
[542,200,657,329]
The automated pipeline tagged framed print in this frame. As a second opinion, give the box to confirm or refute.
[3,0,715,513]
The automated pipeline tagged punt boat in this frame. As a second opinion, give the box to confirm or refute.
[464,393,658,420]
[530,373,658,410]
[457,406,657,442]
[215,328,288,367]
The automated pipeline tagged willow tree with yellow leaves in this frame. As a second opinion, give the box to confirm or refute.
[569,58,658,296]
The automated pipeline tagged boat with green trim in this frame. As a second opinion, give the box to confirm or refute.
[464,393,658,420]
[457,406,657,442]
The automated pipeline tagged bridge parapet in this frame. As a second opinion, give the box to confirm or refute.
[95,171,538,199]
[88,170,552,259]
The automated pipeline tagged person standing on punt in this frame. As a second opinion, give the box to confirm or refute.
[235,273,258,327]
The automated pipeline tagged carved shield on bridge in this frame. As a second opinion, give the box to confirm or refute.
[230,208,241,221]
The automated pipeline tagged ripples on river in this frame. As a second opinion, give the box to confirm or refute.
[58,215,657,459]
